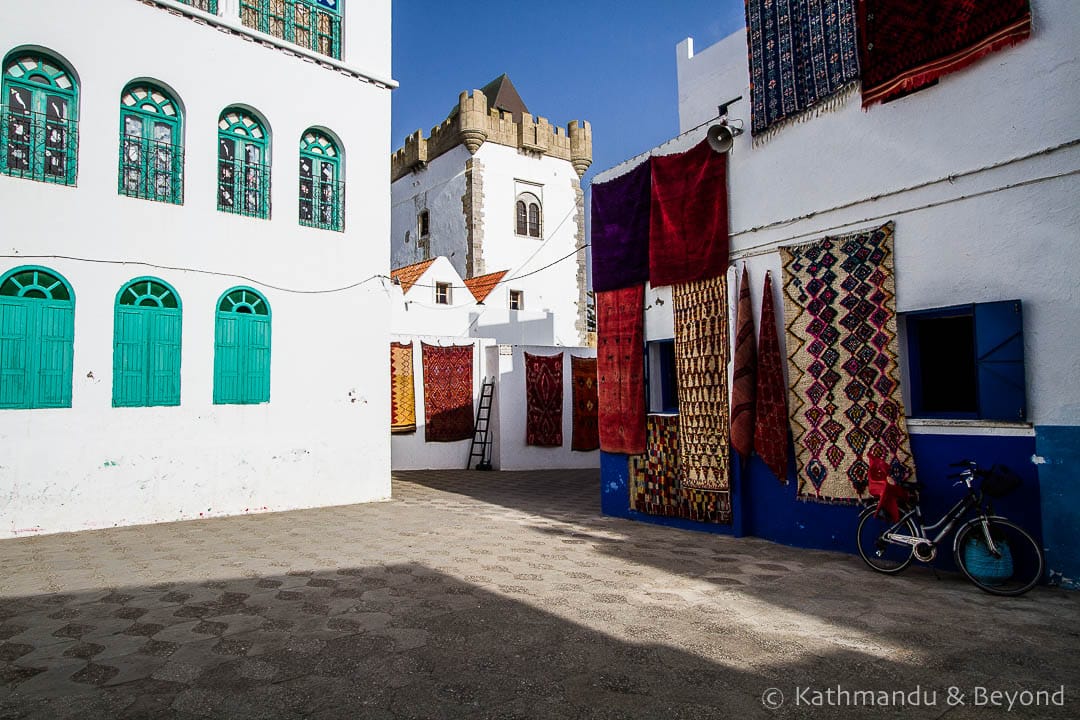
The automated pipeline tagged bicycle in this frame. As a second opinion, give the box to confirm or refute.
[855,460,1045,596]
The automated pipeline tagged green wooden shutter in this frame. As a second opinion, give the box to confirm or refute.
[242,315,271,403]
[0,299,31,408]
[214,313,241,404]
[974,299,1026,421]
[35,302,74,408]
[149,310,182,406]
[113,307,148,407]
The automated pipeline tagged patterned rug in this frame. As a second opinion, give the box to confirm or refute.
[629,414,733,524]
[390,341,416,434]
[730,265,756,462]
[421,343,474,443]
[571,355,599,451]
[525,352,563,447]
[782,222,916,502]
[649,141,729,287]
[754,271,790,483]
[597,285,646,454]
[673,275,731,497]
[745,0,861,140]
[858,0,1031,108]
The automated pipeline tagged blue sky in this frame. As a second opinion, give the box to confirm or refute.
[391,1,746,187]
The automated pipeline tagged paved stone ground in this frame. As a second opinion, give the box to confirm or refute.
[1,469,1078,719]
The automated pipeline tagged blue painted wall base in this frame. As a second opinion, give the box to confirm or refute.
[1036,426,1080,586]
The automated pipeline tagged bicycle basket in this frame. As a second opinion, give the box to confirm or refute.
[963,536,1014,585]
[981,464,1022,498]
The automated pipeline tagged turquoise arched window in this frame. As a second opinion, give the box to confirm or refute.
[214,287,271,404]
[240,0,342,59]
[119,83,183,204]
[1,52,79,185]
[113,278,182,407]
[0,266,75,409]
[217,108,269,219]
[299,129,343,232]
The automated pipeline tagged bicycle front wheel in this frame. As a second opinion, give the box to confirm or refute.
[954,518,1044,596]
[856,505,917,574]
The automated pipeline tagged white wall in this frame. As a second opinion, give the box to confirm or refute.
[596,0,1080,429]
[389,335,497,470]
[390,146,471,272]
[475,143,584,346]
[487,345,599,471]
[0,0,393,536]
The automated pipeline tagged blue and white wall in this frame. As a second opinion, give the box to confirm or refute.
[0,0,394,536]
[597,0,1080,583]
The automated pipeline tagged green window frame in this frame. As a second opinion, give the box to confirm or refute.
[177,0,219,12]
[112,278,182,408]
[218,108,270,219]
[118,84,183,204]
[240,0,342,59]
[1,52,79,185]
[299,129,343,232]
[214,287,271,405]
[0,266,75,409]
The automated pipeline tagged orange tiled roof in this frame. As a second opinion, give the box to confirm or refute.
[390,259,437,294]
[463,270,509,304]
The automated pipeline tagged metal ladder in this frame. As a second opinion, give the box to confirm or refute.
[467,377,495,470]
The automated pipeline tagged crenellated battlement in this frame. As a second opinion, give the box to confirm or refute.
[392,88,592,182]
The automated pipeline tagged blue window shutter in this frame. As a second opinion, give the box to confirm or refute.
[113,307,148,407]
[214,314,241,404]
[242,316,271,403]
[974,299,1026,421]
[35,302,74,408]
[0,299,31,408]
[149,311,182,406]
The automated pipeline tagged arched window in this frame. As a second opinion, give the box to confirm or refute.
[119,84,183,204]
[299,129,343,232]
[1,52,78,185]
[218,108,269,219]
[0,266,75,409]
[113,278,182,407]
[240,0,342,59]
[516,192,541,238]
[214,287,271,405]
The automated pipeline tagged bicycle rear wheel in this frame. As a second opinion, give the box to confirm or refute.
[856,505,917,574]
[954,518,1044,596]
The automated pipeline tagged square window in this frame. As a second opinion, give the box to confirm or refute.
[646,340,678,413]
[903,300,1025,421]
[509,290,524,311]
[435,282,451,305]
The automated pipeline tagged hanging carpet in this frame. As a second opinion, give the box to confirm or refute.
[421,343,474,443]
[782,221,916,503]
[570,355,600,451]
[649,140,729,287]
[745,0,861,139]
[525,352,563,447]
[597,285,646,454]
[731,265,757,462]
[591,159,652,292]
[673,275,732,503]
[390,341,416,434]
[754,271,791,483]
[858,0,1032,108]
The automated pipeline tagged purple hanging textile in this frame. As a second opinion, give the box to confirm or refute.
[590,159,651,292]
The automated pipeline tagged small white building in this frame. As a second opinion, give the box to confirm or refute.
[390,75,593,347]
[0,0,394,537]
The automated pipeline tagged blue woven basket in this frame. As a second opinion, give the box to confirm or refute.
[963,536,1013,585]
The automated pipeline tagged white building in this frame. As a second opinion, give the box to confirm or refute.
[390,75,593,347]
[0,0,394,537]
[596,1,1080,583]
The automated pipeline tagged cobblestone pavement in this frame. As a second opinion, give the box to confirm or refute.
[1,469,1078,719]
